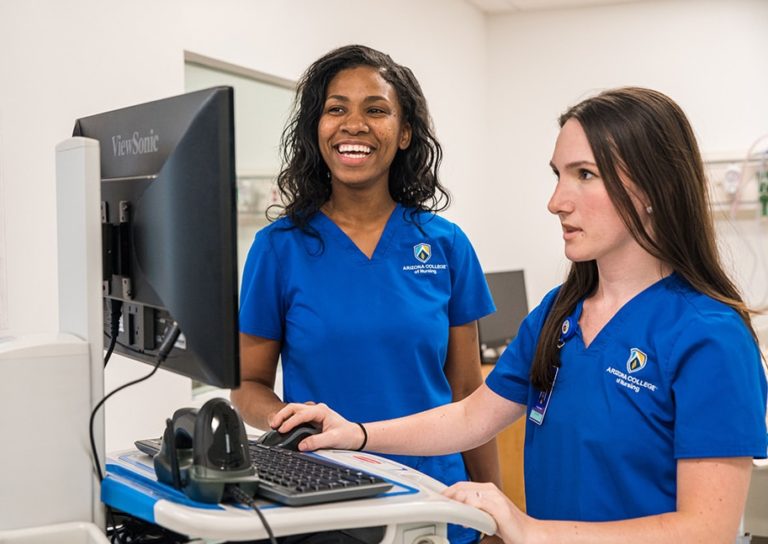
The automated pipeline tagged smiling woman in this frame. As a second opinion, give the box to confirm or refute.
[231,44,501,544]
[317,65,412,194]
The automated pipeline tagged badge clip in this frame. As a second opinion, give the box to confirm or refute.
[557,317,575,349]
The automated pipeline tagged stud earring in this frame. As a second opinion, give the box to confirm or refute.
[646,205,653,214]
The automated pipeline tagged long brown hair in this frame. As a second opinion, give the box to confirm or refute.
[531,87,756,391]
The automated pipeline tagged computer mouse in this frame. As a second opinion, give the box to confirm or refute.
[257,422,321,451]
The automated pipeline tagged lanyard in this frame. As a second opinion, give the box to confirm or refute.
[529,315,577,425]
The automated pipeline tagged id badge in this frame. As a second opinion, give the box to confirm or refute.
[529,366,559,425]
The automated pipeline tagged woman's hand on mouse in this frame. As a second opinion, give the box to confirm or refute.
[269,402,365,452]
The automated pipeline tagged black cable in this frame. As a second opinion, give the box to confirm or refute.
[104,328,175,359]
[103,309,180,361]
[228,485,279,544]
[106,506,126,544]
[155,322,182,358]
[106,509,189,543]
[90,357,163,481]
[103,331,163,360]
[104,299,123,367]
[91,322,182,481]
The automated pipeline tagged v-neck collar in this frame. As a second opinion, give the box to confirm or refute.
[569,273,678,351]
[314,203,402,263]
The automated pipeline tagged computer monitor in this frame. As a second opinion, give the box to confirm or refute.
[478,270,529,363]
[72,86,240,388]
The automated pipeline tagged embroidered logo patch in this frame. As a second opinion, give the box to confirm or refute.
[403,242,445,275]
[413,243,431,263]
[626,347,647,374]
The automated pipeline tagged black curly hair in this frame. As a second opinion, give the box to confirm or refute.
[270,44,449,229]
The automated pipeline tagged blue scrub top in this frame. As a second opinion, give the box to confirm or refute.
[487,273,767,522]
[240,204,494,544]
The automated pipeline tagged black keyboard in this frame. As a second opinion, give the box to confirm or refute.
[248,442,392,506]
[134,437,392,506]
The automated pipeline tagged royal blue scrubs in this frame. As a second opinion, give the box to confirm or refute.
[240,204,495,544]
[487,273,767,521]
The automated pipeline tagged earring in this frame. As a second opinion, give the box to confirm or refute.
[646,205,653,214]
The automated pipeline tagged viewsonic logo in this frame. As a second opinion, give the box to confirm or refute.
[111,129,160,156]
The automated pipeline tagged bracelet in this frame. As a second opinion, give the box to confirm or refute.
[353,422,368,451]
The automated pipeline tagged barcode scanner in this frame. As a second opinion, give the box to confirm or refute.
[154,398,259,503]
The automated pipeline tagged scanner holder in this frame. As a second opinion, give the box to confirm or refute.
[154,398,258,504]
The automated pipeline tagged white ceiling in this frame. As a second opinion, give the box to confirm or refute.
[465,0,644,14]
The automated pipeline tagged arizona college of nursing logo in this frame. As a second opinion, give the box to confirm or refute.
[403,242,446,276]
[413,243,431,263]
[605,347,657,394]
[626,347,647,374]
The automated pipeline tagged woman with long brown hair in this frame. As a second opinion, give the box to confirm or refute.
[269,87,767,543]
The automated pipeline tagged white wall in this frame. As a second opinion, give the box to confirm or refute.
[484,0,768,307]
[0,0,488,450]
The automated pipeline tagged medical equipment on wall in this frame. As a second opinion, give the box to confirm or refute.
[724,133,768,219]
[703,133,768,313]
